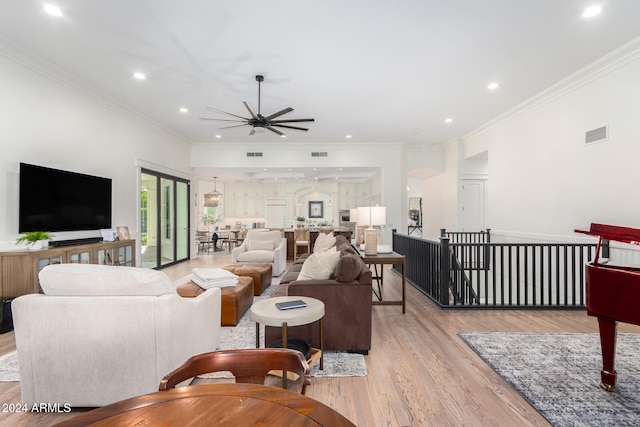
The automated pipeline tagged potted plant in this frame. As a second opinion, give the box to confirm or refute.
[295,216,306,228]
[15,231,54,250]
[203,214,224,231]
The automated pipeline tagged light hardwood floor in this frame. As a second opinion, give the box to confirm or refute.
[1,253,638,426]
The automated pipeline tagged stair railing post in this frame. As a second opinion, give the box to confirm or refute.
[440,236,450,306]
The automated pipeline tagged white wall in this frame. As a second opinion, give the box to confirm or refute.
[0,53,192,251]
[420,140,460,240]
[461,42,640,240]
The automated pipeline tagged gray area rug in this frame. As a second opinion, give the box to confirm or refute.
[0,278,366,382]
[459,332,640,427]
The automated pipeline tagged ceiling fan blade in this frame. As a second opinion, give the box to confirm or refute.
[271,124,309,131]
[264,107,294,121]
[243,102,259,119]
[199,117,247,122]
[266,126,285,136]
[204,107,249,121]
[219,124,251,130]
[270,118,315,124]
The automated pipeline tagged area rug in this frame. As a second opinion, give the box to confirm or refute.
[459,332,640,427]
[0,279,366,381]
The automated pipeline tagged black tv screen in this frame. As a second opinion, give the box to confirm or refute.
[19,163,112,233]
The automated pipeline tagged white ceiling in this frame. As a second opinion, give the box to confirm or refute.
[3,1,640,182]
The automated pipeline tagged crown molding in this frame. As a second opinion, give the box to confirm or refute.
[463,36,640,143]
[0,36,190,148]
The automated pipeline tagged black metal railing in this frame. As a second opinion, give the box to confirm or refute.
[393,230,596,309]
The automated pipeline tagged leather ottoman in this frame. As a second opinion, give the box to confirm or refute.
[176,276,254,326]
[221,263,272,296]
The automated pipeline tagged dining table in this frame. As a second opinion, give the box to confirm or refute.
[53,383,356,426]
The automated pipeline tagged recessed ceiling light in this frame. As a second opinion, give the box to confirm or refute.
[346,135,352,139]
[43,4,63,17]
[280,135,286,138]
[444,118,453,124]
[583,5,602,18]
[487,82,499,90]
[214,135,221,139]
[179,107,188,113]
[133,72,146,80]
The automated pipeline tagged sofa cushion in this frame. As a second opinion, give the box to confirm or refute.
[246,239,274,251]
[333,252,366,283]
[297,247,341,281]
[236,250,276,263]
[314,232,336,253]
[39,264,176,296]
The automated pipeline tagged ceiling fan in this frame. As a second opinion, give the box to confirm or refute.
[200,75,314,136]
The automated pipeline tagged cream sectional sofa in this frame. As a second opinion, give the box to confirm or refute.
[11,264,221,407]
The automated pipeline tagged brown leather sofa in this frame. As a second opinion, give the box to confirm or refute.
[265,235,372,354]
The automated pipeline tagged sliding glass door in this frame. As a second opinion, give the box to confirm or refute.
[141,169,190,269]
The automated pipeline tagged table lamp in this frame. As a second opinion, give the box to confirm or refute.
[357,206,387,255]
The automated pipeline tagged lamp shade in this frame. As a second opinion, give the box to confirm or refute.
[370,206,386,226]
[349,208,358,223]
[356,207,371,227]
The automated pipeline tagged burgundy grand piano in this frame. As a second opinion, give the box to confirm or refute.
[575,223,640,391]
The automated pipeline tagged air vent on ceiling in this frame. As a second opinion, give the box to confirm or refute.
[246,152,263,157]
[585,126,608,145]
[311,152,328,157]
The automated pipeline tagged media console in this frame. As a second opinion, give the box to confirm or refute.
[0,239,136,299]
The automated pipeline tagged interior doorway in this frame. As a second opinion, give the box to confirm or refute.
[141,169,190,269]
[459,179,486,232]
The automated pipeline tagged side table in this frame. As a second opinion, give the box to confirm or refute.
[251,296,324,371]
[361,251,407,313]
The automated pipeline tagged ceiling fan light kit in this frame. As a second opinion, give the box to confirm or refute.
[201,75,314,137]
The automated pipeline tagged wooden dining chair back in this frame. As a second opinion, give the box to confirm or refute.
[294,228,311,260]
[159,348,311,394]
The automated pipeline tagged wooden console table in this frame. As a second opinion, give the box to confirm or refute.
[0,239,136,299]
[54,383,355,427]
[361,251,406,313]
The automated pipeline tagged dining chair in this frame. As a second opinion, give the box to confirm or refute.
[159,348,311,394]
[294,228,311,260]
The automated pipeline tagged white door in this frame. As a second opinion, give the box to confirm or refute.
[460,180,485,231]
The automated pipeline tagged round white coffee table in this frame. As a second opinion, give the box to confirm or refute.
[251,296,324,370]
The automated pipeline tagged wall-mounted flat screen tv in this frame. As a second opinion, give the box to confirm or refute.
[19,163,112,233]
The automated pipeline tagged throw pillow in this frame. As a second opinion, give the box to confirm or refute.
[247,239,274,251]
[314,232,336,253]
[333,252,364,283]
[297,247,341,281]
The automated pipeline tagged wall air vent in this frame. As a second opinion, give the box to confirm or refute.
[585,126,608,145]
[311,152,328,157]
[246,152,263,157]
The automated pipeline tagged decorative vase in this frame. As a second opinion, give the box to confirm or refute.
[28,240,45,251]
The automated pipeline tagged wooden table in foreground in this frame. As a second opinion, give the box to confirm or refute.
[361,251,407,313]
[53,383,355,427]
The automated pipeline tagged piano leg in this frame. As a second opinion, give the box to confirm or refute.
[597,316,618,391]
